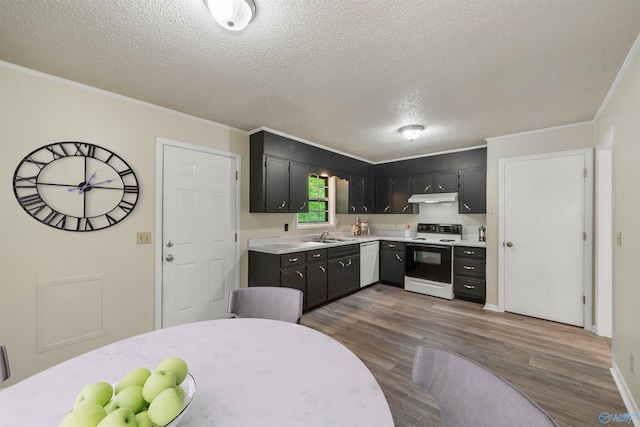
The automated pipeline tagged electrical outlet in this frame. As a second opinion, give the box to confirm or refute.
[136,232,152,244]
[284,223,289,232]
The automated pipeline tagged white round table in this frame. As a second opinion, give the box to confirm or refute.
[0,318,393,426]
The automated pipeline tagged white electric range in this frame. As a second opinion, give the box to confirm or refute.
[404,223,462,299]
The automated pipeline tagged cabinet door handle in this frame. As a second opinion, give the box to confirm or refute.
[463,250,475,255]
[384,206,391,212]
[288,257,298,262]
[463,203,472,211]
[425,184,431,191]
[438,184,444,190]
[351,205,356,212]
[296,271,304,278]
[339,261,345,268]
[363,206,368,212]
[463,284,475,289]
[278,201,286,210]
[312,253,321,258]
[463,265,475,270]
[319,266,326,273]
[395,254,403,262]
[345,259,352,267]
[299,202,306,210]
[388,244,397,248]
[402,205,409,212]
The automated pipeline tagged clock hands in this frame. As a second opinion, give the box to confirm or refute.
[67,171,116,194]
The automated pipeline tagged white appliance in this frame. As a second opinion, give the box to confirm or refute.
[404,223,461,299]
[360,241,380,287]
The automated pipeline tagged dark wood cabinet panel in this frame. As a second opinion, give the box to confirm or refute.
[375,178,393,214]
[264,156,290,212]
[289,161,310,213]
[459,168,486,213]
[327,256,360,300]
[392,176,416,214]
[306,262,327,309]
[362,177,374,214]
[453,245,486,303]
[379,241,405,287]
[434,170,459,193]
[412,173,434,194]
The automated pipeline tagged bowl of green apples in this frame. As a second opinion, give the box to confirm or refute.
[59,357,195,427]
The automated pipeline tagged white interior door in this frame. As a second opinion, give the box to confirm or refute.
[160,142,238,328]
[500,150,591,327]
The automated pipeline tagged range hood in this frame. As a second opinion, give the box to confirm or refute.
[408,192,458,203]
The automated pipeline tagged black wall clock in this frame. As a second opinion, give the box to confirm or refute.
[13,142,139,232]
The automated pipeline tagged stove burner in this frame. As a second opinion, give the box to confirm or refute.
[412,237,426,240]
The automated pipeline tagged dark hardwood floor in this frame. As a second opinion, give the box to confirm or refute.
[300,284,626,427]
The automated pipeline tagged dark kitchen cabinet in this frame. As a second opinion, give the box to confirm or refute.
[375,178,393,214]
[412,173,434,194]
[434,170,459,193]
[379,241,405,287]
[306,249,328,309]
[459,168,486,214]
[392,176,417,214]
[349,175,375,214]
[453,246,486,303]
[252,155,309,213]
[327,245,360,300]
[375,177,417,214]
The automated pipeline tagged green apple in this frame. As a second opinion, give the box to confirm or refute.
[147,387,184,426]
[97,408,137,426]
[156,358,188,385]
[59,402,107,427]
[115,367,151,395]
[74,382,114,409]
[134,410,155,427]
[108,385,145,414]
[142,370,176,403]
[173,384,185,401]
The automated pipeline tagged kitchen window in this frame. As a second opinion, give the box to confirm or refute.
[297,175,336,228]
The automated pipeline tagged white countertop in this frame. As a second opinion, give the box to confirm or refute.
[0,319,393,427]
[249,233,486,254]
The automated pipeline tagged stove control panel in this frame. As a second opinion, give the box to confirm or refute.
[416,223,462,235]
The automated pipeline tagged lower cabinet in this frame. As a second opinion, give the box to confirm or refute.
[327,245,360,300]
[248,245,359,311]
[453,246,486,303]
[379,241,405,287]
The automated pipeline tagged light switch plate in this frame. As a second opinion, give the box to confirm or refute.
[137,232,152,244]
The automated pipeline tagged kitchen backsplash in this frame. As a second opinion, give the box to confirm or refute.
[418,203,486,239]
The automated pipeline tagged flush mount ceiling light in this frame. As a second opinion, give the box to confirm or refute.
[204,0,256,31]
[399,125,425,141]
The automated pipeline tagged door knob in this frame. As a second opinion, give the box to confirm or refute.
[506,242,514,247]
[166,241,174,247]
[165,254,174,261]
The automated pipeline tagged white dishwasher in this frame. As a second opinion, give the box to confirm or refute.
[360,241,380,287]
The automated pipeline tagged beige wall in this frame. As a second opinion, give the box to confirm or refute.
[0,64,250,385]
[595,39,640,407]
[484,122,596,307]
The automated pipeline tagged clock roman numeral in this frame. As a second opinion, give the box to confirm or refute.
[78,218,94,231]
[118,200,135,213]
[25,156,49,170]
[124,185,139,194]
[45,143,70,159]
[14,175,38,188]
[73,143,97,158]
[18,193,47,214]
[43,211,67,229]
[118,168,134,177]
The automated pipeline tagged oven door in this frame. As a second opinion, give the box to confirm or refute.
[405,244,452,284]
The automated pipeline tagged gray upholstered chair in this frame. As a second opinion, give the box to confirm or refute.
[0,344,10,383]
[412,345,558,427]
[228,287,304,324]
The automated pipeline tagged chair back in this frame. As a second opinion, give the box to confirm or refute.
[412,345,558,427]
[0,344,10,383]
[228,287,304,324]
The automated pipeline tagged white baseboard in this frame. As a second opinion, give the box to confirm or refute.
[610,362,640,426]
[483,303,500,312]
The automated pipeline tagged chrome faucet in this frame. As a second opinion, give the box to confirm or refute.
[319,231,329,241]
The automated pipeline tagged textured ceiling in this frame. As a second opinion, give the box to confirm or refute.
[1,1,640,163]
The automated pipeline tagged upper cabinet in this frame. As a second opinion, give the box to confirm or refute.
[349,175,374,214]
[262,156,309,213]
[375,176,417,214]
[434,170,459,193]
[411,173,434,194]
[459,168,486,213]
